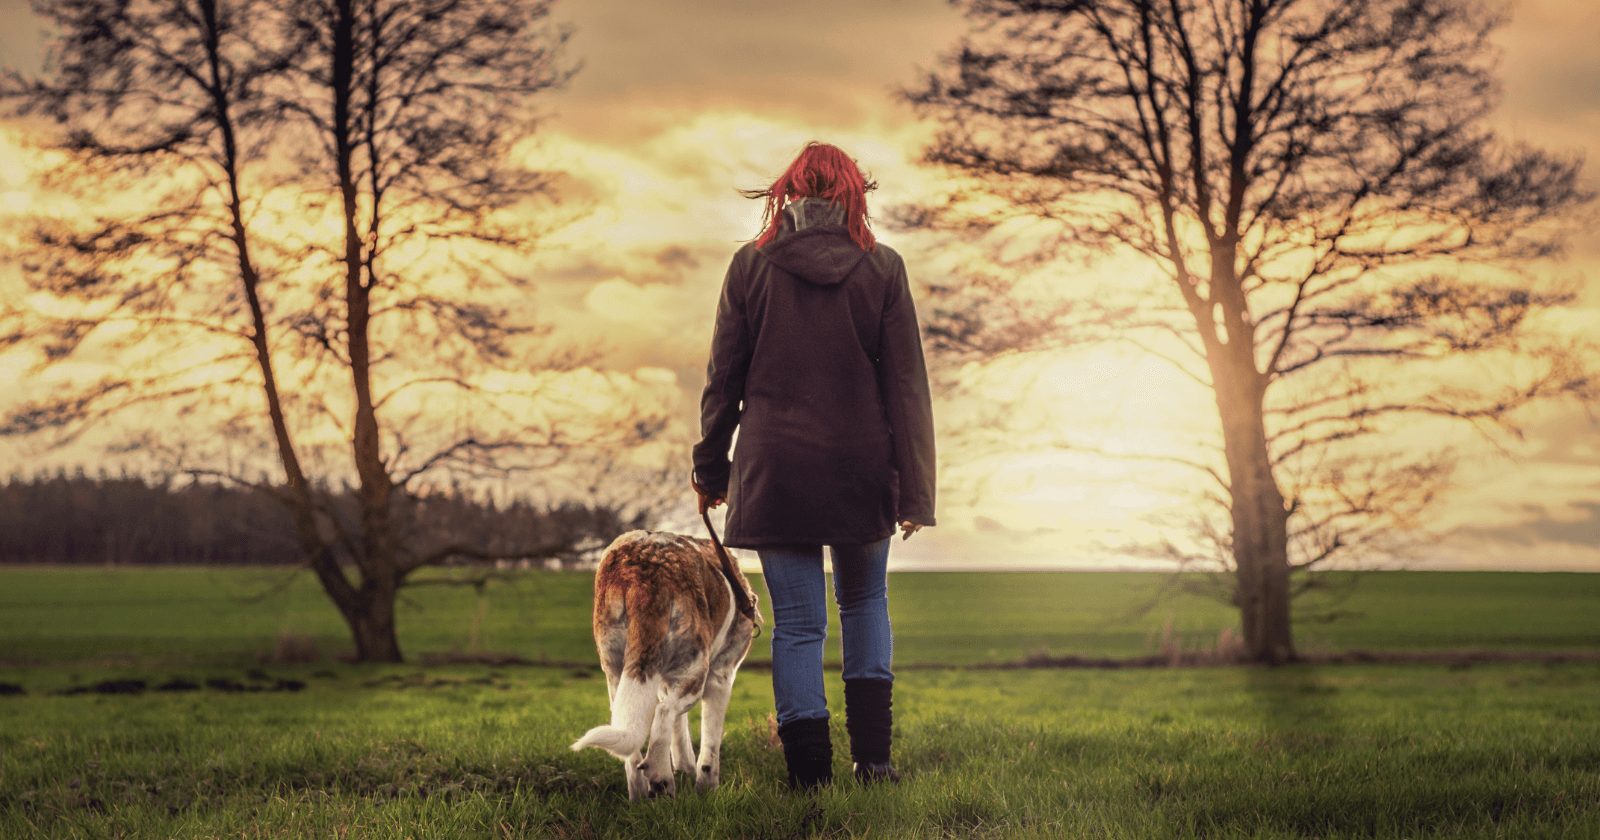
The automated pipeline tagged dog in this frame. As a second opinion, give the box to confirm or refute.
[569,529,763,800]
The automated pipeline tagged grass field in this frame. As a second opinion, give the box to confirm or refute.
[2,567,1598,838]
[4,567,1599,668]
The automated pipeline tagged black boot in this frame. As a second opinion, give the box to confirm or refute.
[843,677,901,784]
[776,715,833,791]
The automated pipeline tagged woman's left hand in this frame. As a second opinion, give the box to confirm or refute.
[899,520,923,540]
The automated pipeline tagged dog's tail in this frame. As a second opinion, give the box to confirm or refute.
[570,672,660,759]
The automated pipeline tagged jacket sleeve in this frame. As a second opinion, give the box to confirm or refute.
[691,251,752,498]
[876,254,937,526]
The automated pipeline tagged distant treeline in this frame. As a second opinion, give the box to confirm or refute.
[0,471,640,567]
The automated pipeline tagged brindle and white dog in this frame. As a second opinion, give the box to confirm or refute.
[569,530,762,800]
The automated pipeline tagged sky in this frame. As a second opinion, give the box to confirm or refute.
[1,0,1598,571]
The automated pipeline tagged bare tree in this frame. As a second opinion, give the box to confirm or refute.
[2,0,658,661]
[899,0,1594,662]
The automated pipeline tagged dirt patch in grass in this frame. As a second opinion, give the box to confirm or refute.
[54,679,148,696]
[359,672,512,691]
[203,676,306,693]
[35,673,308,697]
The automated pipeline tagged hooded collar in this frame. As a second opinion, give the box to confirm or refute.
[757,196,870,286]
[783,195,846,231]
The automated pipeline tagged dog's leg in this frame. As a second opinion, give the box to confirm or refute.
[625,751,648,802]
[672,708,696,776]
[641,686,697,798]
[696,666,736,792]
[607,668,638,800]
[621,679,652,803]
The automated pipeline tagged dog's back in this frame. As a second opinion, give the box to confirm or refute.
[570,529,760,798]
[597,530,737,685]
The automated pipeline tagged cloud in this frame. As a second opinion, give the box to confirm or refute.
[1454,501,1600,549]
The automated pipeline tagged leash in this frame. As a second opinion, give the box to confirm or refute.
[702,507,762,637]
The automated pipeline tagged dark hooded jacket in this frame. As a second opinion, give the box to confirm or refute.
[692,197,937,549]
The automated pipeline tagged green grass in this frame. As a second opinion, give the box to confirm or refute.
[2,567,1597,668]
[2,663,1597,838]
[1,567,1598,838]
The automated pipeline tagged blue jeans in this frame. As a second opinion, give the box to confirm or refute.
[756,537,894,727]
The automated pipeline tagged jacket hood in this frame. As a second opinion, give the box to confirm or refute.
[757,196,870,286]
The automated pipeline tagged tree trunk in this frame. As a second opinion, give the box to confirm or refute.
[1210,347,1296,664]
[344,585,403,663]
[331,0,401,663]
[198,0,363,634]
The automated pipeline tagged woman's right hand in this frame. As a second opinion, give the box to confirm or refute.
[698,492,725,516]
[899,520,922,540]
[691,474,725,516]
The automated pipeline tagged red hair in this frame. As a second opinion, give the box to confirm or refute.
[741,141,878,252]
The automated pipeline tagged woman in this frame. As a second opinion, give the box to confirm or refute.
[690,141,937,791]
